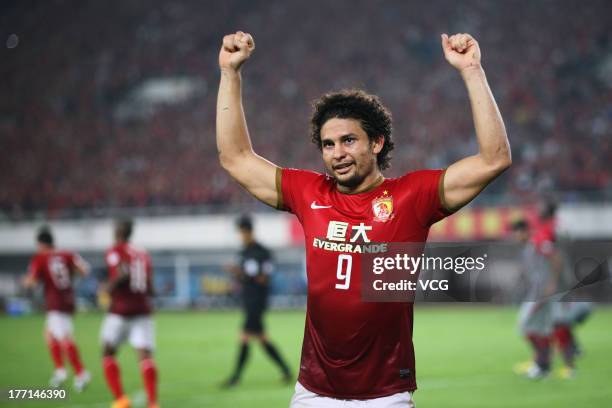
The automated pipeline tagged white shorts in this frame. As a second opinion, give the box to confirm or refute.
[46,311,74,340]
[290,382,415,408]
[100,314,155,350]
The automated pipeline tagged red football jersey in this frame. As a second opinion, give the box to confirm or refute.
[531,217,556,256]
[280,168,450,399]
[28,251,81,313]
[105,243,153,316]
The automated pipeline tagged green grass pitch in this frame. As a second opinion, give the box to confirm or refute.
[1,306,611,407]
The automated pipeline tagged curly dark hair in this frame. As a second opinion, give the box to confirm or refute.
[310,89,394,170]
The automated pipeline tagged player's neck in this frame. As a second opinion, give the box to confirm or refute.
[336,171,384,195]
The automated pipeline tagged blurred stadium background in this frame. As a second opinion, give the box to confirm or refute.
[1,0,611,407]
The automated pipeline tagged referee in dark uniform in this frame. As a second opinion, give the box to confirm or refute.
[223,215,291,387]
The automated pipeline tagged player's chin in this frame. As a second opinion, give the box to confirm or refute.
[335,171,363,188]
[333,168,350,180]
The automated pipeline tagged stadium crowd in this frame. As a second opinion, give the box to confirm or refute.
[2,0,611,218]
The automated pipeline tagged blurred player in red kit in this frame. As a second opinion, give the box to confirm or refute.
[539,202,578,378]
[217,30,511,407]
[514,202,584,379]
[23,226,91,391]
[512,217,558,379]
[101,220,159,408]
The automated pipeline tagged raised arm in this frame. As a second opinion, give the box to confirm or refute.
[440,33,512,211]
[216,31,280,208]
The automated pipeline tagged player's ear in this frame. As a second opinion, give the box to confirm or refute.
[371,135,384,154]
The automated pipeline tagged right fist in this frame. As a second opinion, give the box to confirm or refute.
[219,31,255,71]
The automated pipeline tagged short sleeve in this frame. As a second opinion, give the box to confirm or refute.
[65,253,76,276]
[106,250,120,279]
[261,246,272,261]
[405,169,453,227]
[261,247,273,275]
[27,257,41,281]
[146,253,153,275]
[66,253,75,269]
[279,168,324,218]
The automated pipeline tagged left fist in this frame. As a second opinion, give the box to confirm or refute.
[441,33,481,72]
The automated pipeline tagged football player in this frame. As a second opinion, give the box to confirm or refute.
[23,226,91,391]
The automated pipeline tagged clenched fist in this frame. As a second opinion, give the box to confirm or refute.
[219,31,255,72]
[441,33,481,72]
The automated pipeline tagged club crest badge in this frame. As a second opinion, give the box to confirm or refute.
[372,191,394,222]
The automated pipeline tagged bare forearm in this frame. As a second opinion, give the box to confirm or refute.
[216,69,253,166]
[75,260,90,277]
[462,67,511,166]
[22,275,36,289]
[441,33,511,210]
[214,32,280,207]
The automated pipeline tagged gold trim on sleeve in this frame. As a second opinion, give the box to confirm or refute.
[438,168,456,214]
[275,167,284,210]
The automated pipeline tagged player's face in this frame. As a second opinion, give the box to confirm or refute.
[239,228,253,245]
[320,118,382,189]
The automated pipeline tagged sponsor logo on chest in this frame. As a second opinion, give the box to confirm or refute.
[311,219,388,254]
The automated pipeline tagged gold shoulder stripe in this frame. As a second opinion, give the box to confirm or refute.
[275,167,284,210]
[438,168,456,214]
